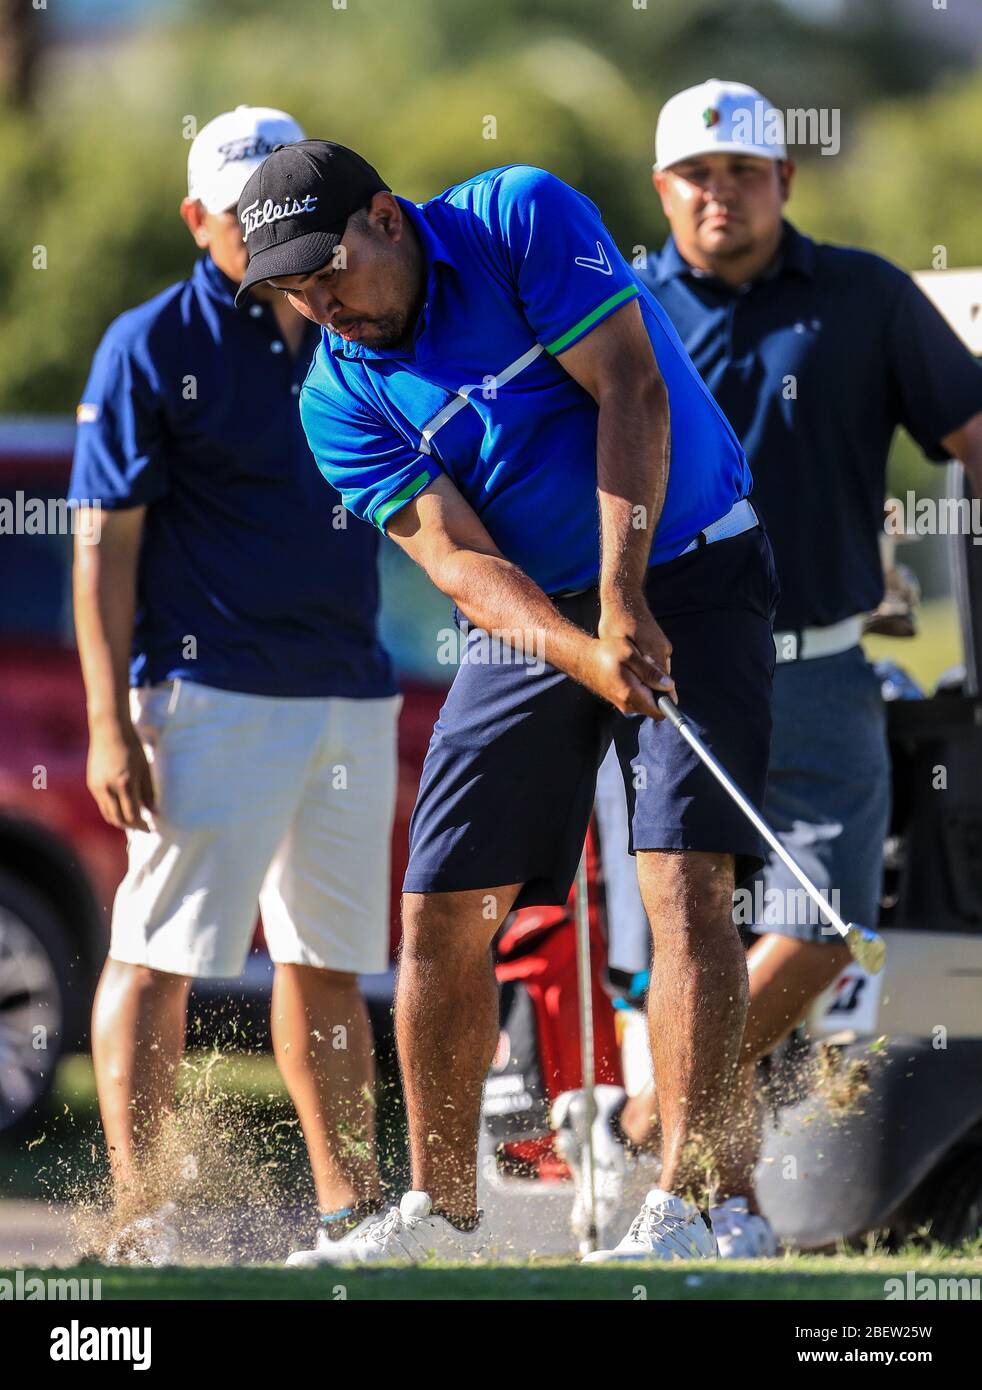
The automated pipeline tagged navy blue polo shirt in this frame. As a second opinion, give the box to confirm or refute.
[69,254,395,698]
[643,222,982,631]
[300,165,751,596]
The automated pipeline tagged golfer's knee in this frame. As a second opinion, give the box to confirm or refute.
[99,958,191,1006]
[638,849,736,931]
[274,961,359,990]
[400,885,520,962]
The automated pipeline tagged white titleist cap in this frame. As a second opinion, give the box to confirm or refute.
[655,79,787,171]
[187,105,306,213]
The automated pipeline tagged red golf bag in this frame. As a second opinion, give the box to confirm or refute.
[483,827,623,1181]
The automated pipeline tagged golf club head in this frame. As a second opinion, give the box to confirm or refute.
[844,923,886,975]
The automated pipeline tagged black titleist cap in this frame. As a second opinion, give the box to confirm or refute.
[234,139,389,306]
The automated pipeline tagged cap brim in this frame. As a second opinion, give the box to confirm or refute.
[234,229,343,306]
[655,140,787,171]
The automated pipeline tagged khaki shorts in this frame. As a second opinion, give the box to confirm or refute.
[110,680,401,979]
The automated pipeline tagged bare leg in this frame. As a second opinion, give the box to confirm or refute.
[91,959,191,1206]
[397,884,522,1220]
[637,849,746,1205]
[620,1084,659,1151]
[711,1059,762,1204]
[714,933,853,1205]
[620,931,853,1197]
[271,963,381,1212]
[741,933,853,1062]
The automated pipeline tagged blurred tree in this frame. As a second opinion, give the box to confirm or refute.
[0,0,978,414]
[790,71,982,270]
[0,0,45,109]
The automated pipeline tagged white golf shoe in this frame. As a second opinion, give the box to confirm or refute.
[709,1197,778,1258]
[582,1187,718,1262]
[104,1201,180,1267]
[285,1205,387,1267]
[340,1191,487,1265]
[551,1085,629,1242]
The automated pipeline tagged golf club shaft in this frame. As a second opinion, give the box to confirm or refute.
[574,850,598,1253]
[655,695,854,948]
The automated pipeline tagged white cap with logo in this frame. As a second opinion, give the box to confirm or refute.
[187,105,306,213]
[655,79,786,172]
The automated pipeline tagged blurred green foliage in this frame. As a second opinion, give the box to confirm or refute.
[1,0,978,494]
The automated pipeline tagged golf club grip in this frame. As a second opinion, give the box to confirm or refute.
[656,693,685,730]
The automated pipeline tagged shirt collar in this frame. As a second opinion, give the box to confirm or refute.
[193,253,241,307]
[780,221,817,278]
[399,195,455,274]
[652,219,816,288]
[327,195,453,362]
[193,252,320,364]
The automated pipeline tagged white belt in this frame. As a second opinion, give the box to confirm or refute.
[773,614,864,664]
[680,497,758,555]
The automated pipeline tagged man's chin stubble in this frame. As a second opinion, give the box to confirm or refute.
[700,231,754,262]
[371,327,412,350]
[333,316,408,351]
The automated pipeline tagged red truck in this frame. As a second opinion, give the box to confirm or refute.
[0,418,447,1137]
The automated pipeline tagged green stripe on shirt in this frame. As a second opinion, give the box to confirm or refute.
[373,469,434,531]
[544,285,640,355]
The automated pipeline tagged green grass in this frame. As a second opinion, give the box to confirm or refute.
[5,1256,982,1301]
[5,1055,982,1300]
[0,1051,408,1205]
[0,1052,314,1205]
[53,1050,289,1106]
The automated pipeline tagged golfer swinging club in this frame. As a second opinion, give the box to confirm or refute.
[238,141,779,1262]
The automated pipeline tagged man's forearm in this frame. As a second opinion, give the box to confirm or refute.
[596,375,670,610]
[436,547,593,682]
[73,530,140,733]
[942,413,982,505]
[958,448,982,504]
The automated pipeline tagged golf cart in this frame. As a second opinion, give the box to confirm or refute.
[755,270,982,1249]
[756,528,982,1246]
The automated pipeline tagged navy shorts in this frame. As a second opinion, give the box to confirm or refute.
[746,645,890,943]
[404,524,779,909]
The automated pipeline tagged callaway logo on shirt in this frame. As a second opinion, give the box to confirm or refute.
[240,193,319,241]
[574,241,613,275]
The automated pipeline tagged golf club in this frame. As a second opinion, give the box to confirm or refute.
[656,695,887,975]
[573,850,599,1255]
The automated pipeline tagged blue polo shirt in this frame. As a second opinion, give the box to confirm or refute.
[300,165,751,596]
[69,254,395,698]
[643,223,982,631]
